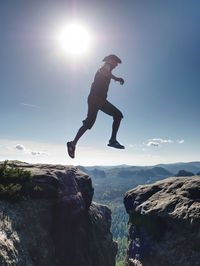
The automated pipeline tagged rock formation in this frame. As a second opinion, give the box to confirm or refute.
[175,170,194,177]
[124,175,200,266]
[0,161,117,266]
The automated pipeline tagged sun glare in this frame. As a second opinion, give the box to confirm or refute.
[57,23,92,57]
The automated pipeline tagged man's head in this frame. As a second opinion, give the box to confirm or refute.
[102,54,122,69]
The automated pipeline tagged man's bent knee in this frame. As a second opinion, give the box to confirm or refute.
[82,119,95,130]
[113,111,123,121]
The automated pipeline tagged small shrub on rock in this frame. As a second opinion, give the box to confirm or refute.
[0,161,33,201]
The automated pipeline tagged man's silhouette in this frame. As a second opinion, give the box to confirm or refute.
[67,54,125,158]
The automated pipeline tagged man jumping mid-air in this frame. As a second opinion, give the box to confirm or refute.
[67,54,125,159]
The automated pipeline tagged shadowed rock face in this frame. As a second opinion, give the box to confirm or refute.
[124,176,200,266]
[0,161,117,266]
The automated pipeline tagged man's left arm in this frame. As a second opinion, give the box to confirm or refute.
[100,66,124,85]
[111,75,124,85]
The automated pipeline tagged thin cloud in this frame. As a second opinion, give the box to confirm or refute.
[20,103,40,109]
[145,138,174,148]
[31,151,48,156]
[15,144,26,151]
[151,138,174,144]
[177,139,184,144]
[31,151,41,156]
[146,141,159,147]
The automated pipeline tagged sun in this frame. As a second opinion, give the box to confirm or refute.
[57,23,92,57]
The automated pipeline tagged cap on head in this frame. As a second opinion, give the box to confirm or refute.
[102,54,122,64]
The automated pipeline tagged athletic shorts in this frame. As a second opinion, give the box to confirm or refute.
[82,94,123,129]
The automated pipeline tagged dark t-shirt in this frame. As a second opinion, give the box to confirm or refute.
[89,65,111,100]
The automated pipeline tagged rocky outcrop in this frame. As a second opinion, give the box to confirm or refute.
[0,161,117,266]
[124,176,200,266]
[175,170,194,177]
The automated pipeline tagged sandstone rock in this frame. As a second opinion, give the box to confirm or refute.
[124,176,200,266]
[0,161,117,266]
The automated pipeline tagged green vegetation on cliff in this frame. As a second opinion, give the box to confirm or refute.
[93,195,128,265]
[0,161,34,200]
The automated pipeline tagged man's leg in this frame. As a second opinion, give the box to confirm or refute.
[72,125,88,146]
[100,101,125,149]
[67,126,88,159]
[110,116,122,141]
[67,99,99,158]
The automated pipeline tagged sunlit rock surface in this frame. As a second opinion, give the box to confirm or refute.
[124,175,200,266]
[0,161,117,266]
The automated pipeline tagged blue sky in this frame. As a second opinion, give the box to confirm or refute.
[1,0,200,165]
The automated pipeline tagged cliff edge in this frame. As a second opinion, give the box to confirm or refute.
[124,175,200,266]
[0,161,117,266]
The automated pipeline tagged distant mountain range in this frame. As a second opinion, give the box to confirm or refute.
[77,162,200,201]
[77,161,200,180]
[155,162,200,175]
